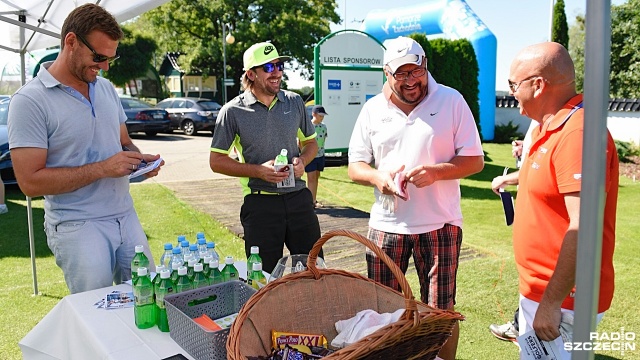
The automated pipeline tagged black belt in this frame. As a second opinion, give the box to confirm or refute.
[250,190,283,195]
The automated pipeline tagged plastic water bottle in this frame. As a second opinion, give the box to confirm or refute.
[196,232,205,241]
[187,258,198,280]
[133,267,155,329]
[131,245,150,282]
[221,256,239,282]
[170,247,183,277]
[175,266,193,293]
[202,255,213,277]
[197,238,208,262]
[192,263,208,289]
[181,240,191,261]
[274,149,288,165]
[247,246,262,280]
[159,243,173,269]
[189,244,199,262]
[170,262,181,282]
[207,241,220,262]
[248,262,267,290]
[176,235,186,248]
[152,265,166,287]
[154,269,174,332]
[208,259,224,285]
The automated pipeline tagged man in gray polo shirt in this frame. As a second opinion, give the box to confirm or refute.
[7,4,161,294]
[210,41,322,273]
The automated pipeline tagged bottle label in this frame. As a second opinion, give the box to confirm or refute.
[274,164,295,188]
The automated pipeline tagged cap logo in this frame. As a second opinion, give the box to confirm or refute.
[264,45,275,55]
[397,47,407,53]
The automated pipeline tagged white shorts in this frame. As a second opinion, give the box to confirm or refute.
[518,294,604,360]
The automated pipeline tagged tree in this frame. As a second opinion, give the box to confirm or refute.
[104,28,157,93]
[610,0,640,98]
[134,0,340,98]
[568,16,585,93]
[569,0,640,98]
[552,0,569,49]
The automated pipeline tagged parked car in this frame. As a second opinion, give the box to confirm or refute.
[156,97,221,136]
[120,97,171,137]
[0,98,16,184]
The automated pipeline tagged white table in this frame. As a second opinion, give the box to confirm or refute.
[20,262,252,360]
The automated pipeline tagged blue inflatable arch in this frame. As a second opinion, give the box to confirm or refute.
[361,0,497,140]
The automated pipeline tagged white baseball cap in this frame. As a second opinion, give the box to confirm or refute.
[383,36,426,73]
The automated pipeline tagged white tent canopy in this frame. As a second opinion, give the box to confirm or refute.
[0,0,170,53]
[0,0,170,296]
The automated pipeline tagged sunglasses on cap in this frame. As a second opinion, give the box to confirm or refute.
[76,33,120,65]
[257,61,285,73]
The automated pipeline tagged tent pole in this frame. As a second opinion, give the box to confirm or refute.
[27,196,38,296]
[18,11,38,296]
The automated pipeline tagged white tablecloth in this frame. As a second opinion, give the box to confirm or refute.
[19,262,251,360]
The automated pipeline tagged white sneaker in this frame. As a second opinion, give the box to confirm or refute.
[0,204,7,214]
[489,321,518,342]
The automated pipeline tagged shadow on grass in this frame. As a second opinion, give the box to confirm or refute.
[314,206,369,219]
[38,293,65,301]
[1,185,49,259]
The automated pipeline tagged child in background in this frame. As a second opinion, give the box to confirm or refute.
[305,105,328,208]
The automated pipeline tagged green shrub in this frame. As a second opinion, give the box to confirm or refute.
[615,140,640,162]
[492,121,524,143]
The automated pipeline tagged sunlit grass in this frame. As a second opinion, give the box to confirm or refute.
[1,143,637,359]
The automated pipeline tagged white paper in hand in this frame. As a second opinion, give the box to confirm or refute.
[516,329,562,360]
[393,172,409,201]
[129,158,163,179]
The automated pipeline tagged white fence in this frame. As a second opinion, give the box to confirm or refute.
[495,104,640,145]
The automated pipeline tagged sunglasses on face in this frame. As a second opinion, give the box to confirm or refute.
[259,62,285,73]
[76,33,120,65]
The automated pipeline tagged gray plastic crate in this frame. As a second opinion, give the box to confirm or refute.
[164,281,257,360]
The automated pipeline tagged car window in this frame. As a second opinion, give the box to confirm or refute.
[156,100,172,109]
[0,102,8,125]
[174,100,187,109]
[185,100,194,109]
[124,98,153,109]
[198,101,222,111]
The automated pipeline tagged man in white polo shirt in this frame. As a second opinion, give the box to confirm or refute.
[348,36,484,359]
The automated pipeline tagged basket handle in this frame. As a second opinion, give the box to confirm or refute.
[306,229,419,323]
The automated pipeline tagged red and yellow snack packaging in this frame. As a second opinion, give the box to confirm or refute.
[271,330,328,354]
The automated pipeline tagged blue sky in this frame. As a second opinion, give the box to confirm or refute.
[288,0,625,91]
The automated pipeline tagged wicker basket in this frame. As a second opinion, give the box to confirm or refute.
[227,229,465,360]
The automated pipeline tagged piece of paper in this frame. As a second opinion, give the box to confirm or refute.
[393,172,409,201]
[274,164,295,188]
[104,291,135,309]
[129,158,163,179]
[516,329,562,360]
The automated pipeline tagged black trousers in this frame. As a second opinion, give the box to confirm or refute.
[240,188,322,273]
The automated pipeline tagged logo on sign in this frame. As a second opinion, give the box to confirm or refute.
[328,79,341,90]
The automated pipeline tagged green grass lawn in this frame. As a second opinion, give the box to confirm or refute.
[1,143,638,359]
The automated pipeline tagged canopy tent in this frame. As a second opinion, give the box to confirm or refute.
[0,0,170,296]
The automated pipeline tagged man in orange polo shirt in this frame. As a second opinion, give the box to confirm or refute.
[509,42,618,358]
